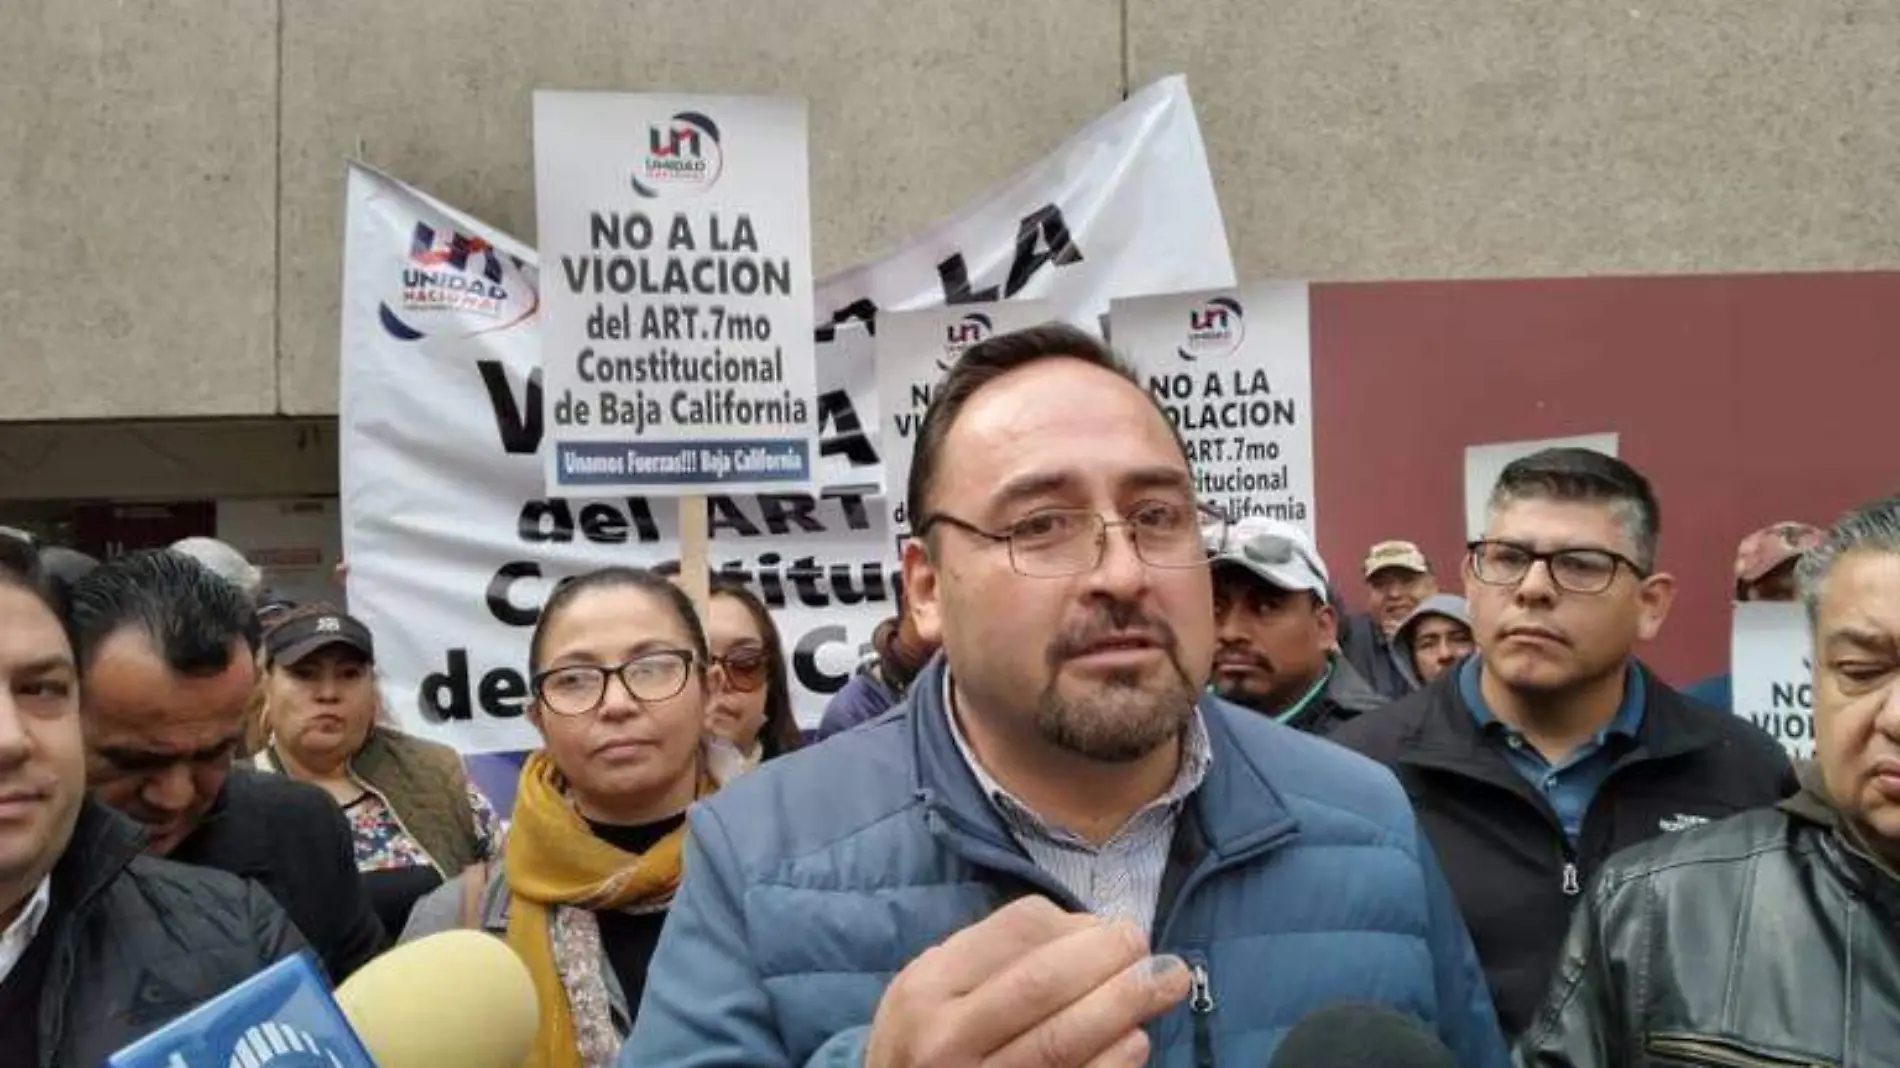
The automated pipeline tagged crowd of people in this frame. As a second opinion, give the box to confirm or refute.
[0,321,1891,1066]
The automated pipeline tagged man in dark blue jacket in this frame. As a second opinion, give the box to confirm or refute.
[622,324,1508,1068]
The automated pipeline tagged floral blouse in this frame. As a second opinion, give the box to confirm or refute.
[341,782,504,872]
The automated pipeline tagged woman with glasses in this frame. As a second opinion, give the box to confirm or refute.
[251,604,501,934]
[703,577,802,769]
[403,566,726,1068]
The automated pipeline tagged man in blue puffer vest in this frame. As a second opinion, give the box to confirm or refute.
[622,324,1509,1068]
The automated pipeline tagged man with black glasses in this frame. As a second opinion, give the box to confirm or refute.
[1332,447,1793,1042]
[623,323,1509,1068]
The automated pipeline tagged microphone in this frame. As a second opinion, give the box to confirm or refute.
[1268,1004,1459,1068]
[333,930,540,1068]
[107,931,538,1068]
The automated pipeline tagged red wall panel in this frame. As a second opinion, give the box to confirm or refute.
[1309,272,1900,684]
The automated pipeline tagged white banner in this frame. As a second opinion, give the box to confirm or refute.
[534,93,817,495]
[340,76,1233,753]
[1730,601,1815,760]
[1113,284,1315,534]
[877,301,1052,538]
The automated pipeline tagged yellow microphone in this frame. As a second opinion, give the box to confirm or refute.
[333,930,540,1068]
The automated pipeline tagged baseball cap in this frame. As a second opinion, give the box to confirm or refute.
[1363,540,1430,578]
[1206,517,1330,595]
[266,609,375,668]
[1734,522,1826,588]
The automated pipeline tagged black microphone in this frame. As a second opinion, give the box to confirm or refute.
[1268,1004,1459,1068]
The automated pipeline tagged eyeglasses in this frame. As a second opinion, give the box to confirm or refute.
[918,500,1230,579]
[707,645,770,693]
[530,650,696,716]
[1466,539,1650,595]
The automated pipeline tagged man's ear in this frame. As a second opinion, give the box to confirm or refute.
[1636,572,1678,643]
[901,537,943,645]
[1315,596,1339,649]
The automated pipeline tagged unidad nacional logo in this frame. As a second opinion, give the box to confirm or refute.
[632,111,724,198]
[225,1020,351,1066]
[1176,296,1245,361]
[936,312,994,371]
[379,221,539,342]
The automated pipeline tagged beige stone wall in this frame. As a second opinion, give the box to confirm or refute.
[5,0,1899,431]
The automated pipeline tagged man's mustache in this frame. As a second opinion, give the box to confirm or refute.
[1048,600,1181,665]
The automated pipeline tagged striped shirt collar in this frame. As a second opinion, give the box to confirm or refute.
[942,671,1212,845]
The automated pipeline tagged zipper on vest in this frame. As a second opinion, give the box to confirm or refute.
[1644,1033,1830,1068]
[1188,959,1216,1068]
[1561,859,1581,896]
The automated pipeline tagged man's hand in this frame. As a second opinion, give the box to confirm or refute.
[864,896,1192,1068]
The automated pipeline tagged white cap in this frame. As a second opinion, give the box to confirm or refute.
[1205,517,1330,595]
[170,536,264,602]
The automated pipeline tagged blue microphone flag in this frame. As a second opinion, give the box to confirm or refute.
[106,951,376,1068]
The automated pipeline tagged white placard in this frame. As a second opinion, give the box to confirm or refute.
[534,92,816,495]
[340,76,1234,753]
[1112,284,1315,535]
[876,301,1053,540]
[1463,433,1620,540]
[1730,601,1816,760]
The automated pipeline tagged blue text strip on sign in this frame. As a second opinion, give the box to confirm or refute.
[555,439,811,486]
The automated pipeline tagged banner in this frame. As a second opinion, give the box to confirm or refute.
[1113,284,1315,534]
[534,93,817,494]
[1730,601,1815,760]
[877,301,1052,539]
[341,75,1233,753]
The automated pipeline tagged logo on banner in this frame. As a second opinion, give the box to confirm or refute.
[935,312,995,370]
[632,111,724,198]
[1176,296,1245,361]
[379,222,536,342]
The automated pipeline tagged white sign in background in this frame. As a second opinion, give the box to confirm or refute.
[876,301,1052,542]
[1463,432,1620,542]
[341,76,1235,752]
[1113,284,1316,536]
[534,93,816,496]
[1730,601,1816,760]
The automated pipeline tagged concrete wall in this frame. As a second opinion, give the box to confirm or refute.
[6,0,1900,424]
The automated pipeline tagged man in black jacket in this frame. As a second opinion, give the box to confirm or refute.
[67,550,386,981]
[1521,493,1900,1067]
[1207,517,1387,735]
[1330,448,1792,1040]
[0,550,304,1067]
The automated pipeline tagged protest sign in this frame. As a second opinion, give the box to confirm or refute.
[876,301,1052,540]
[1113,284,1315,534]
[1730,601,1815,760]
[535,92,816,495]
[1463,433,1619,541]
[340,76,1233,753]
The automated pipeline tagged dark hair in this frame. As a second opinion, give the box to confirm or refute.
[1488,448,1662,570]
[905,322,1186,531]
[68,549,259,676]
[0,538,73,653]
[709,576,801,760]
[528,566,709,676]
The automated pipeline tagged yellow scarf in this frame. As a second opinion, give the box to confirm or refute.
[504,750,709,1068]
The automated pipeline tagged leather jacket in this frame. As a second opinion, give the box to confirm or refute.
[1517,764,1900,1068]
